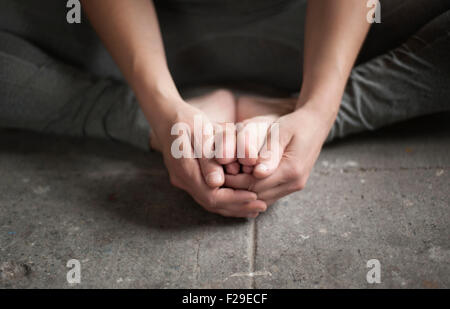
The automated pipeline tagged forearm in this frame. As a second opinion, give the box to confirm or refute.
[81,0,182,128]
[298,0,371,118]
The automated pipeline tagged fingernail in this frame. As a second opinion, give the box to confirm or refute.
[207,172,223,185]
[255,164,269,173]
[247,212,259,219]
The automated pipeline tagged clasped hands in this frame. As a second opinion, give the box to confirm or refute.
[150,92,333,218]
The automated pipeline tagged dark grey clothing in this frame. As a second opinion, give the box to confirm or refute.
[0,0,449,151]
[329,8,450,141]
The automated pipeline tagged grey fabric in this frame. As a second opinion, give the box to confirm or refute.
[0,32,150,151]
[328,9,450,142]
[0,0,122,80]
[0,0,449,151]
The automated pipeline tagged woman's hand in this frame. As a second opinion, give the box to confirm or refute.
[151,100,228,187]
[151,99,267,218]
[225,101,335,206]
[223,0,371,207]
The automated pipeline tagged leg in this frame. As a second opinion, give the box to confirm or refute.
[358,0,450,63]
[0,31,238,154]
[327,10,450,142]
[233,8,450,156]
[0,31,151,151]
[0,0,121,79]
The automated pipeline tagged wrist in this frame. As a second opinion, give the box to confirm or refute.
[293,96,340,130]
[133,69,181,104]
[297,66,347,108]
[130,66,186,126]
[295,78,345,122]
[129,54,182,105]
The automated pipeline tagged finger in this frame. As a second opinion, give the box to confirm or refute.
[199,157,225,187]
[247,212,259,219]
[225,162,240,175]
[245,200,267,214]
[251,158,291,193]
[214,209,258,219]
[256,181,298,202]
[217,200,267,218]
[177,157,257,210]
[208,207,235,218]
[215,123,237,165]
[255,160,307,202]
[224,174,255,190]
[168,146,257,214]
[253,123,286,179]
[242,165,253,174]
[263,199,277,207]
[236,121,258,166]
[236,120,268,166]
[214,188,257,208]
[197,121,225,188]
[225,199,267,213]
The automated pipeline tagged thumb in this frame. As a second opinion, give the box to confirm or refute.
[196,119,225,188]
[253,122,287,179]
[199,157,225,188]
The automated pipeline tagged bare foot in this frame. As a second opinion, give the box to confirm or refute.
[233,95,296,166]
[150,89,237,164]
[188,89,236,124]
[236,95,296,123]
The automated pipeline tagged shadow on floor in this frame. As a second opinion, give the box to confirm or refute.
[0,129,248,231]
[1,113,449,230]
[325,112,450,149]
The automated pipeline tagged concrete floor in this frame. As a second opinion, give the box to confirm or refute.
[0,114,449,288]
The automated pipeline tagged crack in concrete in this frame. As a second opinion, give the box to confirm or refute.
[247,218,258,289]
[193,240,201,286]
[229,271,272,278]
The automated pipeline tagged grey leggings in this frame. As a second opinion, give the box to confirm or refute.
[0,0,449,151]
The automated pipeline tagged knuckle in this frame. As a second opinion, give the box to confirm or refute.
[205,206,222,216]
[169,174,182,189]
[291,179,306,192]
[205,192,218,209]
[169,177,178,188]
[291,175,308,192]
[266,199,276,207]
[287,162,303,180]
[248,181,257,192]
